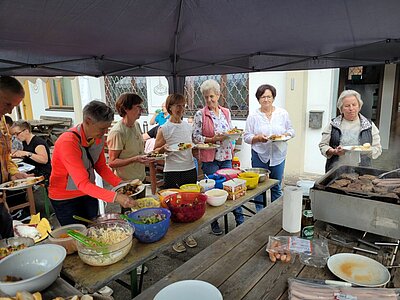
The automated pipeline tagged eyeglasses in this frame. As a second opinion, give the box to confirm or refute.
[172,104,187,109]
[260,95,273,100]
[13,129,25,136]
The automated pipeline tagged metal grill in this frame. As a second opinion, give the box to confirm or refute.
[184,73,249,119]
[104,76,148,114]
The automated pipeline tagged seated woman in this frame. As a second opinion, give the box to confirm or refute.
[11,120,51,181]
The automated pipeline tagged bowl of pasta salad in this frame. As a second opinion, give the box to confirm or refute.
[76,220,133,266]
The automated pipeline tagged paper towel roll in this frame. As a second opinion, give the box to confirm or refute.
[282,186,303,233]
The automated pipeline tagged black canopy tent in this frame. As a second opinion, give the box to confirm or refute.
[1,0,400,92]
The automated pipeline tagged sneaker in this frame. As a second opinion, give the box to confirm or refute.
[184,235,197,248]
[211,221,223,236]
[172,241,186,253]
[136,265,148,275]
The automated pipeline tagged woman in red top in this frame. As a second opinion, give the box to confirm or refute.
[49,101,137,225]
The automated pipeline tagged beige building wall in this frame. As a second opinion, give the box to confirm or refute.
[285,71,308,177]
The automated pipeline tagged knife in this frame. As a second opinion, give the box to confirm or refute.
[297,278,352,287]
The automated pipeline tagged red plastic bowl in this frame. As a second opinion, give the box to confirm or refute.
[164,192,207,223]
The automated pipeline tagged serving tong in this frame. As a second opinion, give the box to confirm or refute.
[67,229,109,248]
[378,168,400,179]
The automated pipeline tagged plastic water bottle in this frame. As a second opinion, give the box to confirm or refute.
[143,121,148,133]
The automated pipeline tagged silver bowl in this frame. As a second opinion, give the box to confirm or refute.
[243,168,270,182]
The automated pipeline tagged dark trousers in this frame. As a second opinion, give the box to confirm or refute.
[50,195,99,226]
[0,203,14,239]
[163,168,197,189]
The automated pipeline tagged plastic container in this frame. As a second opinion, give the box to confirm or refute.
[238,172,260,189]
[77,220,133,267]
[127,208,171,243]
[48,224,87,254]
[207,174,226,189]
[222,178,247,200]
[156,189,180,208]
[131,197,160,212]
[205,189,228,207]
[243,168,270,183]
[180,184,201,192]
[215,168,241,180]
[232,157,241,169]
[164,192,207,223]
[198,179,216,192]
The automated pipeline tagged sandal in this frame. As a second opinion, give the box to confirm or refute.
[184,235,198,248]
[172,241,186,253]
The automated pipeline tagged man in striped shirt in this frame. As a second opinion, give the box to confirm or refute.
[0,76,27,239]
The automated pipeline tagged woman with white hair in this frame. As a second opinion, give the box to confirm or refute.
[193,79,244,235]
[319,90,382,172]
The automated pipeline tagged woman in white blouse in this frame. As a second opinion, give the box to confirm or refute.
[244,84,295,212]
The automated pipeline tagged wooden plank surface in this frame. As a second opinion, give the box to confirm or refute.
[62,179,279,293]
[135,197,399,300]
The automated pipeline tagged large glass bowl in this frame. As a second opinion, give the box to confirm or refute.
[76,220,133,266]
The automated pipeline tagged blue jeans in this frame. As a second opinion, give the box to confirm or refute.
[51,195,99,226]
[251,150,285,212]
[202,160,244,225]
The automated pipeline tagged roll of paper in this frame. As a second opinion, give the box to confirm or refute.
[282,186,303,233]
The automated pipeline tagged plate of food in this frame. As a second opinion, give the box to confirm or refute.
[167,142,194,152]
[146,152,168,160]
[0,176,45,191]
[195,143,220,149]
[11,158,23,164]
[268,134,291,142]
[342,143,372,153]
[112,179,145,197]
[0,237,34,260]
[223,128,243,141]
[13,215,51,243]
[327,253,390,287]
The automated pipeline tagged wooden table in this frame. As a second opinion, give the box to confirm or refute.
[0,278,82,298]
[61,179,279,297]
[135,198,399,300]
[28,119,64,146]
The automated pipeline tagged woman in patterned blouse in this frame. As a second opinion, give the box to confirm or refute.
[192,79,244,235]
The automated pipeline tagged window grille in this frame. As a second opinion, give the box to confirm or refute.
[104,76,148,114]
[184,73,249,119]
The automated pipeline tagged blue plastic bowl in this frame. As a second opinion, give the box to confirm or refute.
[207,174,226,189]
[127,208,171,243]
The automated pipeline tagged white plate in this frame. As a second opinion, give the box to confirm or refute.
[112,182,145,197]
[154,280,223,300]
[166,142,194,152]
[222,132,242,141]
[327,253,390,287]
[12,158,23,164]
[269,135,291,142]
[0,176,44,191]
[195,143,220,149]
[342,145,372,153]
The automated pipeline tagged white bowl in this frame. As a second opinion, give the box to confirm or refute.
[154,280,222,300]
[0,244,66,296]
[205,189,228,207]
[48,224,87,254]
[198,179,216,192]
